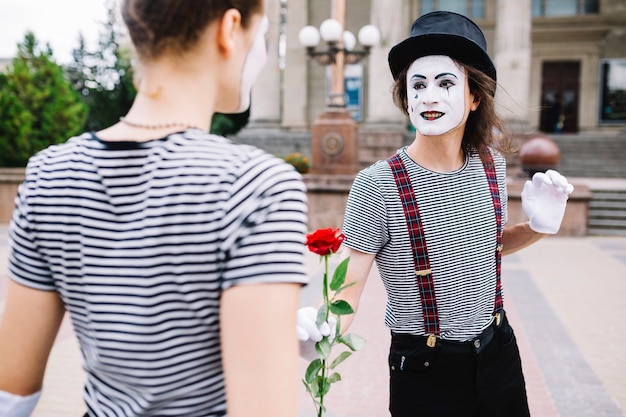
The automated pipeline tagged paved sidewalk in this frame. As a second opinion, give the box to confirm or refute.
[300,236,626,417]
[1,225,625,416]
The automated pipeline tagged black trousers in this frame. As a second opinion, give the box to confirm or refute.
[389,312,530,417]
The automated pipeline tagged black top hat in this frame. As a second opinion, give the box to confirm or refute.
[388,11,496,84]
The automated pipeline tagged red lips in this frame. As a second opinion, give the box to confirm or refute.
[421,111,444,121]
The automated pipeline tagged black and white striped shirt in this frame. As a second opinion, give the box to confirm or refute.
[8,130,308,416]
[342,147,508,341]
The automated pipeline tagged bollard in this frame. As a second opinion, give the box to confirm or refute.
[519,136,560,177]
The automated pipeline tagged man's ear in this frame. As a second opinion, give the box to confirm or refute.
[216,8,243,57]
[470,94,481,111]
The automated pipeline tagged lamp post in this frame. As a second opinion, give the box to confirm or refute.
[298,3,380,174]
[299,21,381,65]
[299,20,380,107]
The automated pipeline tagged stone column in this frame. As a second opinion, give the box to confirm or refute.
[281,0,309,129]
[249,0,282,127]
[364,0,408,128]
[358,0,408,168]
[494,0,532,127]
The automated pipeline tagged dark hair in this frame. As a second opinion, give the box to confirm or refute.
[122,0,264,59]
[392,59,509,157]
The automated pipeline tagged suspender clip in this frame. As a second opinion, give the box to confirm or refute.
[426,334,437,348]
[496,244,503,252]
[415,268,432,277]
[494,312,502,326]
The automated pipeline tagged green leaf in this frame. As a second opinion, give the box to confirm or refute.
[315,337,331,359]
[339,333,366,351]
[310,376,321,397]
[330,351,352,369]
[316,304,329,328]
[302,379,311,393]
[330,299,354,315]
[329,257,350,291]
[304,359,323,383]
[312,375,330,397]
[327,372,342,384]
[335,315,342,338]
[319,376,331,396]
[336,281,357,293]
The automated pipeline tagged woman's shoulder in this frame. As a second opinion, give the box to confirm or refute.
[24,132,93,171]
[180,132,305,192]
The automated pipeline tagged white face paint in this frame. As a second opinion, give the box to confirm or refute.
[406,55,468,137]
[235,15,269,113]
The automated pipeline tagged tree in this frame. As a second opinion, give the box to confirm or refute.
[65,0,135,131]
[210,110,250,137]
[0,33,87,167]
[64,0,249,137]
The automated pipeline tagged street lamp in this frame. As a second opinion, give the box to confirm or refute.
[298,10,380,176]
[298,19,380,66]
[298,18,380,109]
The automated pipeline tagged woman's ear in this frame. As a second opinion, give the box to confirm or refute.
[216,8,243,57]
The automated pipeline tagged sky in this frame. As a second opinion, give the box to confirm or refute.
[0,0,109,63]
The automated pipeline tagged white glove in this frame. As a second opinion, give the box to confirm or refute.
[521,169,574,234]
[0,389,41,417]
[296,307,337,361]
[296,306,336,342]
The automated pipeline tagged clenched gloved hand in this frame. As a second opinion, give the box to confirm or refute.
[296,306,337,361]
[521,169,574,234]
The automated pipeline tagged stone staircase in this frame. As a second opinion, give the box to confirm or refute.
[550,133,626,179]
[587,184,626,236]
[234,127,626,236]
[550,132,626,236]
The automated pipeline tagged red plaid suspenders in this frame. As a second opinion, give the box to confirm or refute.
[387,154,439,344]
[480,148,504,317]
[386,149,503,346]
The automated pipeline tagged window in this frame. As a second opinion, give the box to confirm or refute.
[420,0,485,18]
[532,0,599,17]
[599,59,626,124]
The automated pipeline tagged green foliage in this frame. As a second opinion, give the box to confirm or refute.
[302,254,366,417]
[210,110,250,137]
[66,0,248,136]
[0,33,87,167]
[65,0,135,131]
[330,300,354,315]
[283,152,310,174]
[314,337,332,359]
[337,333,366,351]
[330,258,349,291]
[305,359,323,383]
[0,0,252,167]
[329,351,352,369]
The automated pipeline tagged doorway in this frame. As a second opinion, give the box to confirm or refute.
[539,61,581,133]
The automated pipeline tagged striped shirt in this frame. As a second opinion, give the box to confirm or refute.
[8,130,308,416]
[342,147,508,341]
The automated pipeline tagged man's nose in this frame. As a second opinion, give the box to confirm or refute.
[420,86,439,104]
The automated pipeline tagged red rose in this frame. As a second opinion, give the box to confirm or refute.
[305,228,346,256]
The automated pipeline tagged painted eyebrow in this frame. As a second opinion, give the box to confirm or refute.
[409,72,459,80]
[435,72,458,80]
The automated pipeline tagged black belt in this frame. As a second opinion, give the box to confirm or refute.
[391,311,510,355]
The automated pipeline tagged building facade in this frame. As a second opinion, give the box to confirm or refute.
[246,0,626,138]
